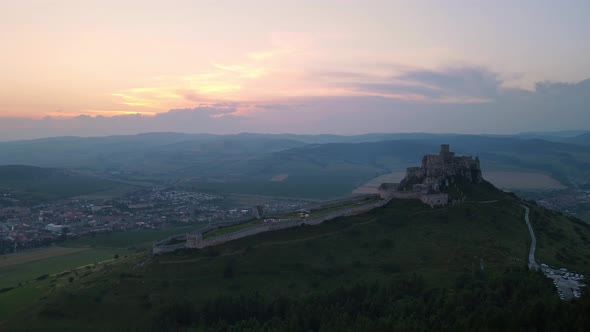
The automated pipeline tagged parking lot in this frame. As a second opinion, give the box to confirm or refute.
[542,265,585,300]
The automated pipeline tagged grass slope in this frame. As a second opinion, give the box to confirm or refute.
[0,227,196,289]
[1,193,532,330]
[528,204,590,275]
[3,185,590,330]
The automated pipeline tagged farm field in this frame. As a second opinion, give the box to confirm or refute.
[0,165,139,203]
[484,171,567,190]
[352,171,406,194]
[0,247,122,289]
[0,226,196,290]
[62,226,195,249]
[354,170,568,194]
[0,247,88,268]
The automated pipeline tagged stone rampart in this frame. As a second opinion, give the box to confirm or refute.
[153,196,390,254]
[185,197,390,249]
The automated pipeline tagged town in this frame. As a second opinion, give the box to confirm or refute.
[516,184,590,222]
[0,187,309,254]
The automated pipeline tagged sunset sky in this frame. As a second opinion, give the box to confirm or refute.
[1,0,589,138]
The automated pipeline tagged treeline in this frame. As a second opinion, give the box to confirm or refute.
[151,267,590,331]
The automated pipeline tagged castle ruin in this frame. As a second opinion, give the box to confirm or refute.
[379,144,482,207]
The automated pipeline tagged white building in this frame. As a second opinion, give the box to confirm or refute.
[44,223,66,233]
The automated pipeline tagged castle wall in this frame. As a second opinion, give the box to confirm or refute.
[187,198,391,249]
[153,197,392,253]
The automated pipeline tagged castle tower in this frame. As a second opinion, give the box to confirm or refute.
[439,144,455,161]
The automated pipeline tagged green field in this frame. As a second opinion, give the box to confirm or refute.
[62,226,195,249]
[0,227,195,290]
[0,226,202,323]
[0,165,138,203]
[185,170,381,200]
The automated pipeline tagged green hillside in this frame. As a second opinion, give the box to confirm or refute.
[0,165,136,203]
[3,182,590,330]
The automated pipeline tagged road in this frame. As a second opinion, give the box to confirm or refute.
[521,204,585,300]
[521,205,539,270]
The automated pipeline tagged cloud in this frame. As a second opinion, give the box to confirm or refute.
[0,71,589,140]
[397,66,501,100]
[293,65,504,103]
[338,66,502,102]
[254,104,306,111]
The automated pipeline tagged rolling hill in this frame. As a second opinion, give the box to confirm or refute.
[0,165,137,204]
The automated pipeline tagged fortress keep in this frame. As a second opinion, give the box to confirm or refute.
[379,144,483,207]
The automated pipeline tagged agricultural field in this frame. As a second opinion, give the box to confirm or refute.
[0,165,138,203]
[0,248,122,290]
[0,247,88,268]
[352,171,406,194]
[0,226,195,290]
[61,226,195,249]
[484,171,567,190]
[270,174,289,182]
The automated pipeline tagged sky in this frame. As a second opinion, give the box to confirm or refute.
[0,0,589,139]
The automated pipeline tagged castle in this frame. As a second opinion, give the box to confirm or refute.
[378,144,482,207]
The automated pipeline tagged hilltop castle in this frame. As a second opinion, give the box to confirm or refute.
[379,144,482,207]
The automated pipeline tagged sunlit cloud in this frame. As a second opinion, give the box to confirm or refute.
[102,33,513,119]
[44,109,157,118]
[212,63,268,79]
[247,49,292,61]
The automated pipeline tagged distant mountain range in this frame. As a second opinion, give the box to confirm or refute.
[0,132,588,199]
[515,131,590,145]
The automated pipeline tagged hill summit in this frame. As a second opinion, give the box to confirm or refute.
[379,144,483,206]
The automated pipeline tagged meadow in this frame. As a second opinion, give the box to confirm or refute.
[0,226,195,290]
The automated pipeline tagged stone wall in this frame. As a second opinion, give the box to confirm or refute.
[187,198,391,249]
[153,196,391,254]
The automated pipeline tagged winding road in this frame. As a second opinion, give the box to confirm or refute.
[521,205,539,270]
